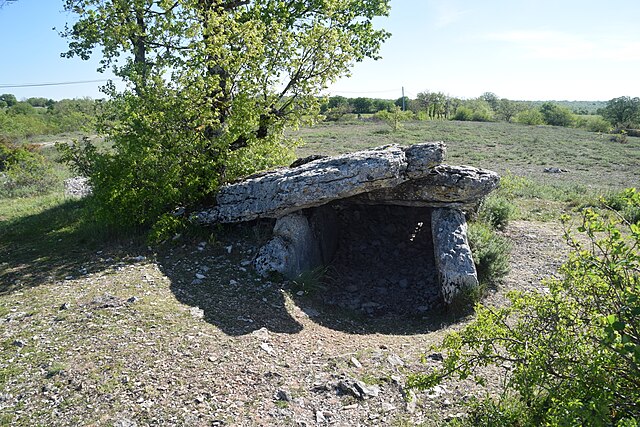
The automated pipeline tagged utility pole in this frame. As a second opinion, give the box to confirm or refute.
[401,86,405,111]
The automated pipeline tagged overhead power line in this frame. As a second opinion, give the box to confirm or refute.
[0,79,111,89]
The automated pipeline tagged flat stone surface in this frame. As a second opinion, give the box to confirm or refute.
[350,165,499,210]
[196,143,447,224]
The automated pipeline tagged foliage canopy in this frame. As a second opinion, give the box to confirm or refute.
[60,0,391,230]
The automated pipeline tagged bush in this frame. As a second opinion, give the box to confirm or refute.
[478,195,517,230]
[514,109,544,125]
[0,138,57,198]
[575,115,612,133]
[466,222,511,285]
[409,206,640,426]
[453,106,473,121]
[602,187,640,224]
[539,102,575,127]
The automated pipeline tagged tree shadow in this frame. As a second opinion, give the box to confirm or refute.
[159,222,304,336]
[0,198,141,295]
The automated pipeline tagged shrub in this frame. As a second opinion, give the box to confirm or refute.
[514,109,544,125]
[374,106,412,131]
[453,106,473,121]
[602,187,640,224]
[539,102,575,127]
[575,115,612,133]
[478,195,517,230]
[409,206,640,426]
[0,138,57,198]
[466,222,511,285]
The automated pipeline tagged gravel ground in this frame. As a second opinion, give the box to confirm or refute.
[0,220,568,426]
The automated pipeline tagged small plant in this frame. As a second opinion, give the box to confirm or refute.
[601,187,640,224]
[478,195,517,230]
[290,266,329,295]
[409,206,640,426]
[374,106,412,131]
[611,129,629,144]
[466,222,511,286]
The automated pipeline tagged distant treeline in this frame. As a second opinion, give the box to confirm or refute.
[1,92,638,140]
[0,93,102,139]
[321,92,640,133]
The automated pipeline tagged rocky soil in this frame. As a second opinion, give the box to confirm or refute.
[0,220,568,426]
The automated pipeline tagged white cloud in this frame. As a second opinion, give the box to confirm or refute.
[485,30,640,62]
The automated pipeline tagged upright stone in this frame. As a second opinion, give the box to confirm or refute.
[431,208,478,303]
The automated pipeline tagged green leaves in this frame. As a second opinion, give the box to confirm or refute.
[411,200,640,425]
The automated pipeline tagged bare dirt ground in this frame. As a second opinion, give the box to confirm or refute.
[0,220,569,426]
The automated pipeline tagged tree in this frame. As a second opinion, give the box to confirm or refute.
[60,0,391,231]
[496,98,525,122]
[0,94,17,107]
[600,96,640,129]
[479,91,499,112]
[352,97,373,114]
[539,102,574,127]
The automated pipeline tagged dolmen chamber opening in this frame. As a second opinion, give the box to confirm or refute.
[196,142,499,308]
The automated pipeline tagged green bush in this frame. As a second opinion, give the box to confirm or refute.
[478,195,517,230]
[0,138,58,198]
[467,222,511,285]
[453,106,473,121]
[410,206,640,426]
[575,115,612,133]
[602,187,640,224]
[539,102,575,127]
[514,108,544,125]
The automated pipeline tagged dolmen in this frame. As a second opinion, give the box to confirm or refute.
[196,142,499,305]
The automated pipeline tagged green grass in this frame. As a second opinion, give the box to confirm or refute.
[293,119,639,220]
[294,120,639,190]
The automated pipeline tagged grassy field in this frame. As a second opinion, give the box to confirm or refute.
[1,119,638,425]
[294,119,639,190]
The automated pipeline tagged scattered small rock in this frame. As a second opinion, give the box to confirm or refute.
[59,302,70,310]
[350,357,362,369]
[189,307,205,319]
[387,354,404,367]
[126,296,139,304]
[13,339,27,348]
[543,167,569,173]
[275,390,291,402]
[260,342,275,355]
[337,378,380,400]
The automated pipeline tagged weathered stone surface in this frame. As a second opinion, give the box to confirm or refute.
[351,165,499,210]
[64,176,92,198]
[254,213,325,278]
[431,208,478,304]
[196,142,446,224]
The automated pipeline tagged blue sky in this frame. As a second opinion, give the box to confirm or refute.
[1,0,639,101]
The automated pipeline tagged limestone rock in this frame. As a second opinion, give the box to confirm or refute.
[196,142,446,224]
[254,213,324,278]
[431,208,478,303]
[64,176,92,198]
[351,165,499,210]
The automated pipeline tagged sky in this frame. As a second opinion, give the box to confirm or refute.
[0,0,639,101]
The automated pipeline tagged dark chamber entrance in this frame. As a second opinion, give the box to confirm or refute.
[318,204,441,317]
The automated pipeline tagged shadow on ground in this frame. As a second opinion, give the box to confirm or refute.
[161,222,469,337]
[0,199,142,295]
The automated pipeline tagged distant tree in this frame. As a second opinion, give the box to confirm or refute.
[480,92,499,112]
[416,91,448,119]
[515,108,544,125]
[26,97,50,108]
[352,97,374,114]
[497,98,526,122]
[395,96,411,111]
[372,98,394,112]
[0,94,17,107]
[0,100,6,108]
[539,102,575,127]
[600,96,640,128]
[9,102,35,115]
